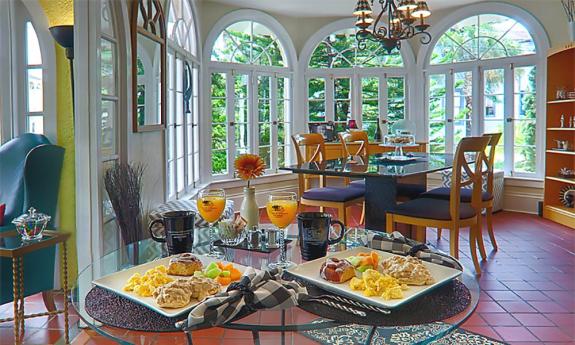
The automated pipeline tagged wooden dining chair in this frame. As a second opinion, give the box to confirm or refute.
[424,133,502,259]
[339,130,370,223]
[385,136,491,274]
[292,133,364,225]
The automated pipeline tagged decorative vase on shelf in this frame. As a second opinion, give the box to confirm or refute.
[240,187,259,228]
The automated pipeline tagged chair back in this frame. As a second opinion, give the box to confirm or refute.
[481,133,502,195]
[338,130,369,157]
[291,133,327,196]
[450,136,490,220]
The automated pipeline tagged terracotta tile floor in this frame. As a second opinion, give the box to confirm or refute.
[1,210,573,344]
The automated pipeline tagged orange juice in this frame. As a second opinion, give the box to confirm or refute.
[266,200,298,229]
[197,196,225,223]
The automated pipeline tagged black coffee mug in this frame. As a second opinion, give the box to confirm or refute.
[297,212,345,261]
[149,211,195,255]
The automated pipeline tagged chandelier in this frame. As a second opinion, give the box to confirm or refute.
[353,0,432,53]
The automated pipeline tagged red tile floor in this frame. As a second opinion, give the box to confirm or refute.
[1,210,574,344]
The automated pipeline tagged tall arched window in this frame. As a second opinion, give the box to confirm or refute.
[0,0,55,143]
[166,0,200,199]
[304,25,411,139]
[207,12,294,179]
[423,7,547,177]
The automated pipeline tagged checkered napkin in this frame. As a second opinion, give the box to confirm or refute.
[368,231,463,271]
[176,267,307,331]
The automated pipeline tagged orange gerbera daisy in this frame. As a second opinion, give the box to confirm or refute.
[234,154,266,187]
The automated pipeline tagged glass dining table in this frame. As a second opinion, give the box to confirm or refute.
[71,225,479,345]
[281,153,456,232]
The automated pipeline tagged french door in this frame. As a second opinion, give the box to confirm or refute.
[210,69,292,179]
[427,63,537,176]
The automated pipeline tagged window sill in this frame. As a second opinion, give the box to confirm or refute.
[210,172,297,189]
[504,176,544,188]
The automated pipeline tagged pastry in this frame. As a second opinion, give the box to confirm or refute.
[154,276,220,308]
[167,253,203,276]
[320,257,356,283]
[380,256,435,286]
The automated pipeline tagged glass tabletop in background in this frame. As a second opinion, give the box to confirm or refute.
[71,225,480,345]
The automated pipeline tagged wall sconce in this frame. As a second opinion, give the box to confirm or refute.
[49,25,75,109]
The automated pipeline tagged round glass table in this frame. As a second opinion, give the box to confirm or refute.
[72,226,480,345]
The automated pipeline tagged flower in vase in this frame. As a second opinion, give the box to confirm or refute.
[234,154,266,187]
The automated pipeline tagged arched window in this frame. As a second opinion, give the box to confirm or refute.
[166,0,200,199]
[0,0,55,143]
[304,24,412,140]
[207,12,295,179]
[423,6,547,177]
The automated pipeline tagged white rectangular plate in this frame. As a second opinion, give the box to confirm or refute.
[92,255,249,318]
[287,247,462,309]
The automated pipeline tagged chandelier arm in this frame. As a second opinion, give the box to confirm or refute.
[415,31,432,45]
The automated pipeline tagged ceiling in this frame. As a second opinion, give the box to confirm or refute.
[200,0,480,18]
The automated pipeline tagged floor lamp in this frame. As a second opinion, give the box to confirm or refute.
[48,25,75,111]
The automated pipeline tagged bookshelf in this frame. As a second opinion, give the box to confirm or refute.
[543,43,575,229]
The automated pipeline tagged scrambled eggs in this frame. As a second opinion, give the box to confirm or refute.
[349,269,408,300]
[123,265,173,297]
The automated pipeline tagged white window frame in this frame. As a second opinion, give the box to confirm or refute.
[0,0,56,143]
[299,19,416,138]
[204,10,298,182]
[165,0,202,201]
[417,3,550,178]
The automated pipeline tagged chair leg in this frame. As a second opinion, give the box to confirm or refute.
[449,226,459,259]
[437,228,443,241]
[469,224,482,275]
[486,207,498,251]
[476,212,487,261]
[359,202,365,225]
[42,291,57,312]
[386,215,394,234]
[414,226,426,243]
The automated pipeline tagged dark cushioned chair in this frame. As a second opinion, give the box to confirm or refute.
[385,136,490,275]
[292,133,364,225]
[0,133,65,309]
[422,133,502,259]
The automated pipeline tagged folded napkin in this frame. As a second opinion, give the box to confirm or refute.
[368,231,463,271]
[177,267,307,330]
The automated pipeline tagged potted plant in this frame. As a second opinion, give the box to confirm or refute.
[234,154,266,228]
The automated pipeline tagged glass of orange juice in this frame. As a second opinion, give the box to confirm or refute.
[266,192,298,269]
[197,188,226,258]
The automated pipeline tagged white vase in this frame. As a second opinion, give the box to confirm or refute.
[570,21,575,42]
[240,187,259,229]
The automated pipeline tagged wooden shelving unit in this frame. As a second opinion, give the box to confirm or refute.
[544,43,575,229]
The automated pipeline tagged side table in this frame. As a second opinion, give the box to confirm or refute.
[0,230,71,345]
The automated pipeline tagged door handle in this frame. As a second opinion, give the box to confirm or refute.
[506,118,513,123]
[229,121,236,126]
[447,119,453,123]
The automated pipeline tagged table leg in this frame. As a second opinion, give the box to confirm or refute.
[12,257,20,345]
[251,330,261,345]
[364,176,397,232]
[281,309,286,345]
[63,242,70,344]
[18,256,24,335]
[185,331,194,345]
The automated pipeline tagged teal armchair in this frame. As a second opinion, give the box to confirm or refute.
[0,133,65,308]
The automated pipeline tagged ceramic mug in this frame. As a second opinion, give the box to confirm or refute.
[149,211,195,255]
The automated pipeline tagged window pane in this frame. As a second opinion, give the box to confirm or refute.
[309,78,325,122]
[429,74,446,153]
[27,68,43,112]
[26,22,42,65]
[101,100,116,156]
[514,145,536,173]
[101,0,114,36]
[388,77,405,123]
[362,77,379,140]
[27,116,44,134]
[101,39,116,95]
[335,78,351,123]
[211,73,228,175]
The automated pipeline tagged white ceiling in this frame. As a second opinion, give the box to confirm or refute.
[200,0,480,18]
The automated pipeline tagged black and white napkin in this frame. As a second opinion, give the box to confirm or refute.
[176,267,307,330]
[368,231,463,271]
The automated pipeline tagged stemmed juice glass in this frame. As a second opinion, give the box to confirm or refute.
[197,188,226,258]
[266,192,298,269]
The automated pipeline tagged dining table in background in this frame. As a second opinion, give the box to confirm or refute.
[281,153,457,240]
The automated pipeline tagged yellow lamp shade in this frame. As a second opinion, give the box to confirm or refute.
[39,0,74,27]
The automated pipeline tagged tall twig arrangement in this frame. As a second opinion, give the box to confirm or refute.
[104,162,146,245]
[563,0,575,21]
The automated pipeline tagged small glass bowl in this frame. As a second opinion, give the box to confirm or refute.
[12,207,51,241]
[218,219,246,246]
